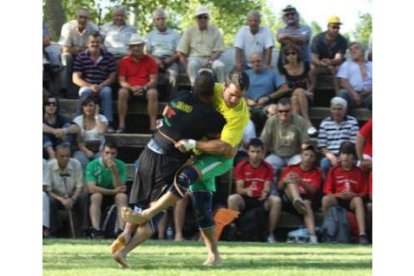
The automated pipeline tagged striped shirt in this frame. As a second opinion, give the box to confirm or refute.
[73,49,116,84]
[317,115,359,155]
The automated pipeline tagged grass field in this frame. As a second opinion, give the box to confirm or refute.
[43,239,372,276]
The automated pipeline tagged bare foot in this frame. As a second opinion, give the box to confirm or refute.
[174,234,184,242]
[125,209,149,225]
[112,251,129,268]
[110,232,130,254]
[203,254,223,266]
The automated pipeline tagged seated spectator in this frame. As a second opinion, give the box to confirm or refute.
[317,97,359,177]
[260,97,309,182]
[278,144,322,244]
[234,10,274,71]
[276,5,312,68]
[43,96,79,160]
[356,118,372,173]
[86,140,128,239]
[228,138,282,243]
[244,52,289,133]
[177,6,225,85]
[279,43,317,135]
[146,9,181,98]
[100,5,137,60]
[337,42,372,109]
[43,159,51,238]
[73,96,108,168]
[310,16,348,93]
[44,143,89,237]
[321,141,369,245]
[58,8,99,96]
[117,34,159,133]
[72,32,116,132]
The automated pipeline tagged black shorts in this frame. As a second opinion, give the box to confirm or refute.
[281,191,312,215]
[242,195,264,211]
[128,146,188,206]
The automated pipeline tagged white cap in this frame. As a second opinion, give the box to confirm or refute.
[128,33,146,45]
[195,6,210,17]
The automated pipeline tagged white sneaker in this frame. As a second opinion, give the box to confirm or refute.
[307,126,317,136]
[267,234,276,243]
[309,235,318,244]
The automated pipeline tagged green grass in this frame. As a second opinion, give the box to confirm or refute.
[43,239,372,276]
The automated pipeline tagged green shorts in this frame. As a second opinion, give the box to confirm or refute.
[189,154,233,192]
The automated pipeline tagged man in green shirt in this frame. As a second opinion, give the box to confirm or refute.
[86,140,128,238]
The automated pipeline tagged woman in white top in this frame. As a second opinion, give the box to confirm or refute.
[73,95,108,167]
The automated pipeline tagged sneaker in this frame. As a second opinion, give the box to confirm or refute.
[107,127,115,133]
[116,127,125,133]
[359,234,369,245]
[267,234,276,243]
[309,235,318,244]
[307,126,318,136]
[91,228,105,239]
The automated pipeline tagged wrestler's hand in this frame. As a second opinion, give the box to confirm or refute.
[175,139,196,152]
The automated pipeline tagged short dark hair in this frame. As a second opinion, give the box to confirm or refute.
[247,138,264,149]
[194,70,215,98]
[103,139,118,150]
[277,97,291,106]
[81,94,99,106]
[226,70,250,92]
[339,141,356,155]
[55,143,71,152]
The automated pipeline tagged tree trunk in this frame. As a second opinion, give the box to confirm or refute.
[44,0,67,41]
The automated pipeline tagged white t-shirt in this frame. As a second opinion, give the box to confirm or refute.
[73,114,108,150]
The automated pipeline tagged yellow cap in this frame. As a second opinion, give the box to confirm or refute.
[328,16,342,25]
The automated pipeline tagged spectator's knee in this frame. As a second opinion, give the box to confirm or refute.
[227,194,242,206]
[115,192,128,203]
[268,195,282,208]
[146,89,158,101]
[90,193,103,204]
[118,88,129,99]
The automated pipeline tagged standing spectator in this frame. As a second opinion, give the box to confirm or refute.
[276,5,312,68]
[356,118,372,173]
[177,6,225,85]
[337,42,373,109]
[117,34,159,133]
[311,16,348,92]
[146,9,181,98]
[279,43,316,135]
[43,96,79,160]
[72,96,108,168]
[100,5,137,60]
[278,144,322,244]
[228,138,282,243]
[86,140,128,239]
[260,97,309,183]
[44,143,89,237]
[72,32,117,131]
[317,97,359,177]
[244,52,289,133]
[322,141,369,245]
[59,8,99,96]
[234,10,274,71]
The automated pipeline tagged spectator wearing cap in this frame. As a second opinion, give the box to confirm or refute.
[176,6,225,85]
[234,10,274,71]
[72,32,117,132]
[58,8,99,96]
[146,9,181,98]
[322,141,369,245]
[117,34,158,133]
[100,5,137,59]
[276,5,312,68]
[310,16,348,93]
[337,42,372,109]
[278,143,322,244]
[317,97,359,177]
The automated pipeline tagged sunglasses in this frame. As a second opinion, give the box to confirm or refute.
[278,109,291,114]
[45,101,57,106]
[285,52,297,56]
[331,25,340,30]
[196,15,209,20]
[284,12,295,17]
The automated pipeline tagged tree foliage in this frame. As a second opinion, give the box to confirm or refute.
[353,13,372,47]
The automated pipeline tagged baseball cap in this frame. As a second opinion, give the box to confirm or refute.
[128,34,146,45]
[328,16,342,25]
[282,5,297,13]
[195,6,210,17]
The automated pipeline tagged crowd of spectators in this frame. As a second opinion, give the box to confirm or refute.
[42,4,372,244]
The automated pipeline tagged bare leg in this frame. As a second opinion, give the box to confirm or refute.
[111,222,138,254]
[112,223,153,268]
[157,212,168,240]
[90,193,103,229]
[146,89,158,130]
[115,193,128,230]
[350,197,366,235]
[285,183,307,214]
[293,88,313,128]
[321,194,338,216]
[200,227,222,266]
[174,194,189,241]
[117,88,129,129]
[265,195,282,236]
[303,200,316,235]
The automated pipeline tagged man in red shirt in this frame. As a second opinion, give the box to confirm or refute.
[117,34,159,133]
[322,141,369,244]
[278,144,322,243]
[228,138,282,243]
[356,118,372,173]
